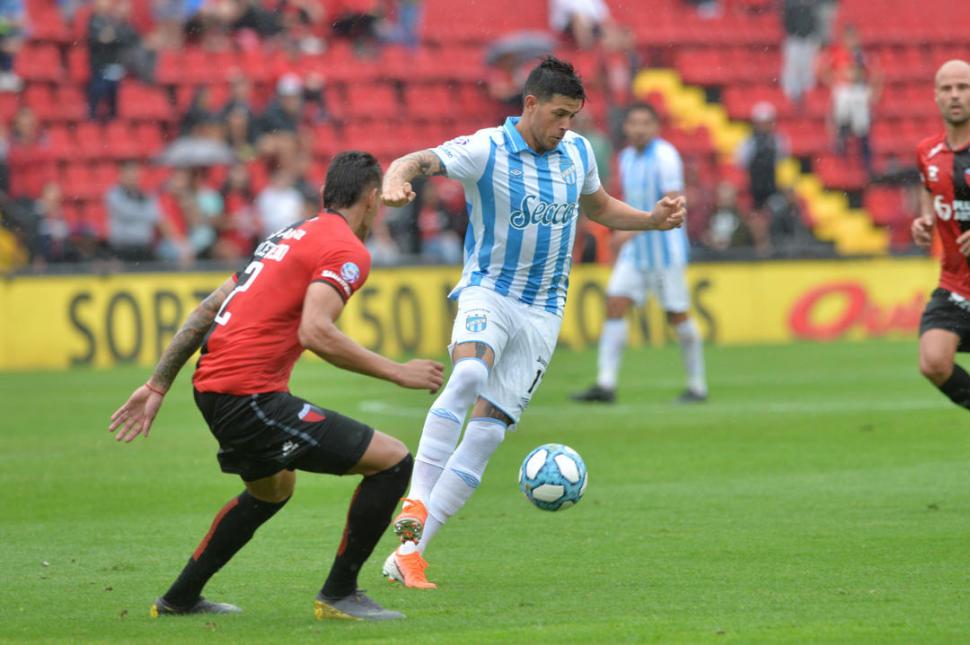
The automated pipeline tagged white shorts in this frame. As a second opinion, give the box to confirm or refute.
[449,286,562,425]
[606,261,690,313]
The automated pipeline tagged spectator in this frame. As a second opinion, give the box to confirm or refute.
[32,182,80,264]
[87,0,140,121]
[215,162,258,260]
[832,61,876,176]
[152,0,201,50]
[302,71,330,123]
[549,0,611,50]
[230,0,282,42]
[255,168,303,237]
[600,25,639,137]
[701,181,757,252]
[366,211,402,265]
[0,0,26,91]
[224,105,258,162]
[329,0,382,56]
[486,52,528,111]
[382,0,422,50]
[259,73,303,137]
[735,101,790,220]
[818,23,865,90]
[278,0,327,54]
[820,24,878,175]
[180,86,220,136]
[815,0,838,45]
[257,73,305,166]
[416,177,462,264]
[766,186,813,251]
[157,167,222,265]
[106,160,162,263]
[221,69,255,117]
[780,0,819,105]
[8,106,53,199]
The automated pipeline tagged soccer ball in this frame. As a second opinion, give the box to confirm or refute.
[518,443,588,511]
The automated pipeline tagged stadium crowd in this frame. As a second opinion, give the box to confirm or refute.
[0,0,918,272]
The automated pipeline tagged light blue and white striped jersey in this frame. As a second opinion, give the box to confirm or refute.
[617,138,689,270]
[431,117,601,316]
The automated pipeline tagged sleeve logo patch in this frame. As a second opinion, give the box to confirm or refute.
[465,313,487,333]
[340,262,361,284]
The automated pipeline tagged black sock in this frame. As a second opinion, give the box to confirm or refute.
[939,364,970,409]
[163,490,289,608]
[321,454,413,599]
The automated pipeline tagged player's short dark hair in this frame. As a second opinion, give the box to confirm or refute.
[322,151,382,210]
[523,56,586,105]
[625,101,659,122]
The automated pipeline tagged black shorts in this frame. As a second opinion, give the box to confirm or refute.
[193,389,375,482]
[919,288,970,352]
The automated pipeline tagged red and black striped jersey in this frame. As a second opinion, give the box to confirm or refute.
[193,212,371,395]
[917,132,970,299]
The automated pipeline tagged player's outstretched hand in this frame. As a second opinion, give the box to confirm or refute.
[395,359,445,393]
[912,215,934,248]
[382,182,417,208]
[649,195,687,230]
[109,384,164,443]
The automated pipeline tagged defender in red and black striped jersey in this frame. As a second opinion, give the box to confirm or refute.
[193,211,372,395]
[912,60,970,410]
[108,152,443,621]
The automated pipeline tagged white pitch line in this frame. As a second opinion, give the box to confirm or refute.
[359,398,945,419]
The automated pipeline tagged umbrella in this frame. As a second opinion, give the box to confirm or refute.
[156,137,236,168]
[485,31,557,66]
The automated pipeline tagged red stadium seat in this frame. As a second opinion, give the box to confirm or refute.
[14,44,63,83]
[118,83,175,122]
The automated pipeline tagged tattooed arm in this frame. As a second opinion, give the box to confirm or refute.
[108,277,236,442]
[381,149,446,207]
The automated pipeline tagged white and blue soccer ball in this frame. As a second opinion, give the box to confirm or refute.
[518,443,588,511]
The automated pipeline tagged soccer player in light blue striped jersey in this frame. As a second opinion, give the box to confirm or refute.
[572,102,708,405]
[378,58,686,588]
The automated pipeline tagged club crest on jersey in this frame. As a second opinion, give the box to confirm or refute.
[465,313,487,333]
[509,194,578,230]
[927,165,939,182]
[560,161,577,185]
[340,262,360,284]
[299,403,326,423]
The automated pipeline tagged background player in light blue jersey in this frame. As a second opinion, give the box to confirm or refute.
[573,103,708,404]
[378,59,686,588]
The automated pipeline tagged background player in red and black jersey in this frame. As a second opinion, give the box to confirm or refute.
[108,152,444,621]
[912,60,970,409]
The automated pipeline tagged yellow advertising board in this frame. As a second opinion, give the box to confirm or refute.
[0,257,940,371]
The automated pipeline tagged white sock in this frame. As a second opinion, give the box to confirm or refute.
[596,318,628,390]
[420,418,506,554]
[407,359,489,503]
[675,318,707,395]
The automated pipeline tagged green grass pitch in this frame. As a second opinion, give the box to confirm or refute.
[3,340,970,643]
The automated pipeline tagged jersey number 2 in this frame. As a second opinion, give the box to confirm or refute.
[214,261,263,326]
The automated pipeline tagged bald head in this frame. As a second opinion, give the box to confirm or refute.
[935,59,970,127]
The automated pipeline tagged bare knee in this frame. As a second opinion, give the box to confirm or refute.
[919,354,953,386]
[245,470,295,503]
[606,296,632,319]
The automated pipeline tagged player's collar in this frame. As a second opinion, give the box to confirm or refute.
[503,117,566,156]
[323,207,349,223]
